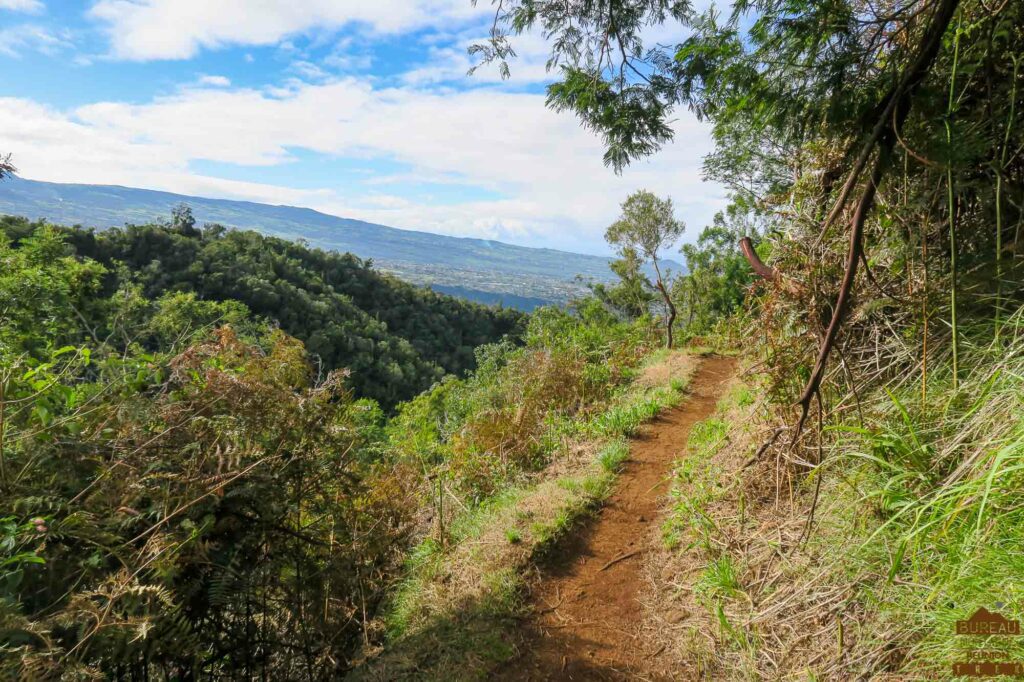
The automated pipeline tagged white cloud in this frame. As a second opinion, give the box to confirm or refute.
[400,17,702,87]
[0,74,724,253]
[0,0,43,13]
[402,32,555,86]
[89,0,490,61]
[0,24,71,57]
[197,74,231,87]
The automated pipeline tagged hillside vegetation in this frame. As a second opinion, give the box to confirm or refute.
[1,213,523,408]
[0,176,683,307]
[2,0,1024,677]
[0,212,669,676]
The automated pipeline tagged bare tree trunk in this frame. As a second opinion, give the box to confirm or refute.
[652,259,675,349]
[686,278,696,328]
[664,290,677,349]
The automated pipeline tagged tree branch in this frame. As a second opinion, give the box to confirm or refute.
[792,0,961,442]
[740,237,777,281]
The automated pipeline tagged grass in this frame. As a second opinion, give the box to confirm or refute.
[695,555,742,600]
[384,487,528,640]
[662,417,731,552]
[664,383,762,665]
[587,384,685,438]
[353,349,698,680]
[646,310,1024,679]
[597,439,630,473]
[819,330,1024,676]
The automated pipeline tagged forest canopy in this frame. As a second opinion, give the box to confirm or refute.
[1,213,525,408]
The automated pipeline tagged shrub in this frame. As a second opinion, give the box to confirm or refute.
[1,329,411,678]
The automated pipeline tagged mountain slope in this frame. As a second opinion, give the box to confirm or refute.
[0,176,685,306]
[2,215,525,408]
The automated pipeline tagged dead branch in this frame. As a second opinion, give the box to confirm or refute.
[741,237,778,281]
[599,550,642,571]
[793,0,961,441]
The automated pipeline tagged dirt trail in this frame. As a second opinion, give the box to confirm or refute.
[499,355,736,681]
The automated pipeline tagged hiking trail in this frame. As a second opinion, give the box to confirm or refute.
[499,355,737,681]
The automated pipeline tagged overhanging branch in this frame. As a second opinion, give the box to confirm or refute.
[740,237,778,281]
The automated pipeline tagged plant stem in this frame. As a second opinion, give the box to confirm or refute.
[945,13,962,390]
[995,55,1019,342]
[651,258,675,349]
[922,225,929,407]
[0,374,6,490]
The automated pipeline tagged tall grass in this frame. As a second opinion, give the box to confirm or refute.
[994,55,1019,341]
[944,12,963,389]
[833,305,1024,673]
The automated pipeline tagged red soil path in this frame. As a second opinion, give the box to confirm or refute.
[499,355,737,681]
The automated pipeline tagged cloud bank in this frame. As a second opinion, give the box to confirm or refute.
[0,2,726,254]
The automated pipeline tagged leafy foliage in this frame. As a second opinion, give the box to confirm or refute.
[673,199,761,335]
[0,326,411,677]
[2,215,525,408]
[388,302,657,507]
[0,212,533,677]
[598,190,684,346]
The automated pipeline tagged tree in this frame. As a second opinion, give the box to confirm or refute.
[674,201,759,334]
[605,190,684,347]
[589,245,657,319]
[472,0,1019,434]
[0,154,14,181]
[3,215,524,409]
[170,203,199,237]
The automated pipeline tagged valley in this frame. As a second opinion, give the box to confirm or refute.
[0,176,680,310]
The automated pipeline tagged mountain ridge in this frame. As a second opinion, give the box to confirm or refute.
[0,176,686,308]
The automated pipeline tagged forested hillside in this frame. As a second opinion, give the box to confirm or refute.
[1,212,524,407]
[0,202,668,676]
[2,0,1024,677]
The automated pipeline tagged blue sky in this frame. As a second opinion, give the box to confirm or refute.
[0,0,724,255]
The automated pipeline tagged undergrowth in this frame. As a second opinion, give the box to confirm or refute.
[650,310,1024,679]
[822,314,1024,677]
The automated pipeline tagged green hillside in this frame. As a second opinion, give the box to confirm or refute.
[1,214,524,408]
[4,0,1023,678]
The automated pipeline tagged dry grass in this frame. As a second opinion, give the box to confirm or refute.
[636,349,700,390]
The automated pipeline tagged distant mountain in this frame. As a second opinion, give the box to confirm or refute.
[0,176,685,308]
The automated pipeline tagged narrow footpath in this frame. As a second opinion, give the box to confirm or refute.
[500,355,737,681]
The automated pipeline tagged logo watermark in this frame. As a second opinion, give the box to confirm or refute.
[952,606,1022,677]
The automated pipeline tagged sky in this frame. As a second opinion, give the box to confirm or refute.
[0,0,725,256]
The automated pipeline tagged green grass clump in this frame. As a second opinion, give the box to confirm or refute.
[696,556,743,601]
[588,381,687,438]
[385,487,526,638]
[662,417,731,551]
[598,439,630,472]
[832,334,1024,674]
[774,312,1024,676]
